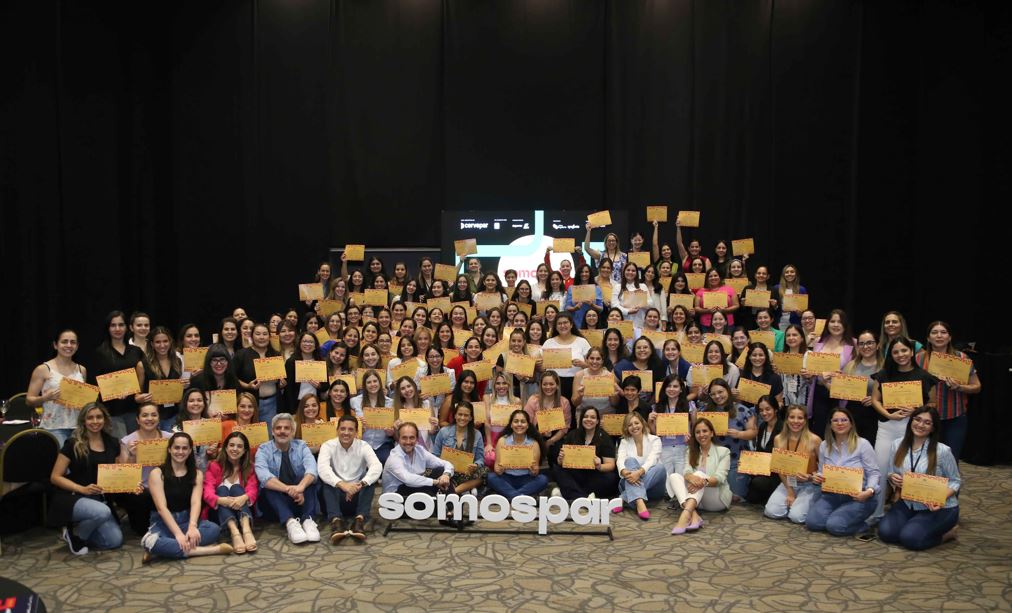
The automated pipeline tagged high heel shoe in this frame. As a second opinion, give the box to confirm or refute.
[242,530,257,552]
[231,532,246,554]
[638,510,651,521]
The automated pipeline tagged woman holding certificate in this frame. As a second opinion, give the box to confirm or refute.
[806,408,879,538]
[351,370,395,464]
[739,342,784,409]
[613,337,666,406]
[615,412,664,519]
[572,348,620,415]
[649,374,695,477]
[806,309,855,439]
[685,341,740,403]
[584,224,627,283]
[174,388,217,472]
[234,323,286,427]
[541,313,590,401]
[134,327,183,430]
[667,418,732,534]
[117,402,173,535]
[879,407,961,550]
[744,395,783,505]
[488,409,548,501]
[93,310,146,437]
[703,379,756,501]
[764,405,822,524]
[27,329,88,446]
[772,265,807,329]
[614,263,650,329]
[522,371,572,465]
[432,401,487,495]
[563,264,604,329]
[49,403,129,555]
[693,269,739,330]
[142,432,232,562]
[553,406,618,500]
[203,431,259,554]
[446,337,490,399]
[780,325,812,407]
[294,395,328,454]
[284,332,322,413]
[914,321,981,461]
[392,376,437,450]
[189,345,240,395]
[841,331,883,444]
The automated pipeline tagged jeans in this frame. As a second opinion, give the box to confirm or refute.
[617,458,666,505]
[72,496,123,550]
[143,510,220,559]
[486,472,549,501]
[215,484,253,527]
[373,440,394,465]
[259,395,279,433]
[878,502,959,550]
[667,471,729,512]
[873,418,908,521]
[764,481,821,524]
[322,483,376,521]
[939,414,967,462]
[806,492,878,536]
[46,428,74,447]
[726,463,750,499]
[659,445,687,478]
[261,482,320,525]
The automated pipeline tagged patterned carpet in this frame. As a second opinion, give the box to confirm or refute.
[2,463,1011,612]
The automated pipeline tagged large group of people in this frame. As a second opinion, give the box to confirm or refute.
[25,217,980,560]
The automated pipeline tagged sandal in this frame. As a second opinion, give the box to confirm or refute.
[242,530,258,552]
[231,532,246,554]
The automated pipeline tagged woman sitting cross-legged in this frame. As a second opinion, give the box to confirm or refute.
[203,431,259,554]
[667,418,732,535]
[141,432,233,563]
[487,409,549,501]
[553,406,618,501]
[614,412,665,520]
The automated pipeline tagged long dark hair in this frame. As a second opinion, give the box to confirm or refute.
[161,432,197,488]
[654,374,690,413]
[882,336,923,378]
[892,406,941,475]
[450,400,478,452]
[453,370,480,405]
[574,405,607,445]
[216,431,253,486]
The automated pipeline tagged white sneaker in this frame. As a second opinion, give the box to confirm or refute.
[550,487,561,498]
[587,493,596,500]
[302,518,321,542]
[287,518,308,544]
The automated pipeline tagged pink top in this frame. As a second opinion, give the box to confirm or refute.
[203,460,260,510]
[694,285,737,328]
[522,395,572,438]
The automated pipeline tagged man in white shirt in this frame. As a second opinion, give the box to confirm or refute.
[318,415,382,543]
[382,422,454,495]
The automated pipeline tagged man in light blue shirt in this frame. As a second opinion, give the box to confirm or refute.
[382,422,454,495]
[255,413,320,544]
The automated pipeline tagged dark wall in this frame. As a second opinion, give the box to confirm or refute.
[1,1,1008,396]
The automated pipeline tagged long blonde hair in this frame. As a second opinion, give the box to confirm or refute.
[71,403,112,461]
[774,405,818,452]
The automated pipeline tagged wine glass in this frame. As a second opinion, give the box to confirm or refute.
[34,405,44,426]
[0,399,7,421]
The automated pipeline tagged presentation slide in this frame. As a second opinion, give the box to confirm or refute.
[440,210,628,282]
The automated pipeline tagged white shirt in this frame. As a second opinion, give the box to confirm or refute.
[542,336,591,378]
[317,438,383,487]
[616,434,662,471]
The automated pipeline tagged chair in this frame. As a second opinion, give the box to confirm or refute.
[4,393,32,421]
[0,429,60,554]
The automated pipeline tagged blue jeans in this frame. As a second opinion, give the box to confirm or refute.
[617,458,666,505]
[764,481,822,524]
[373,440,394,465]
[487,472,549,501]
[726,462,750,499]
[259,395,278,433]
[806,492,878,536]
[144,510,220,559]
[72,496,123,550]
[939,415,967,462]
[878,502,959,550]
[261,482,320,525]
[659,445,687,478]
[322,483,376,521]
[215,484,253,527]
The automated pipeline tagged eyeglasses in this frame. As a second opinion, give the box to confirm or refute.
[858,341,877,347]
[210,357,228,365]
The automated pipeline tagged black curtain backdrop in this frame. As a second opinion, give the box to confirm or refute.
[1,1,1009,457]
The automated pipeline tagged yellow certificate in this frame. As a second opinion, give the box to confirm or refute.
[628,251,651,269]
[571,284,596,303]
[612,320,634,338]
[901,472,950,507]
[208,389,237,415]
[642,330,667,350]
[513,301,533,316]
[423,296,450,314]
[830,374,868,402]
[300,422,335,447]
[399,408,433,428]
[735,349,748,370]
[468,360,494,382]
[646,205,668,223]
[317,299,344,317]
[655,381,663,402]
[597,283,613,304]
[582,375,615,398]
[770,449,810,475]
[252,356,285,381]
[668,293,695,312]
[882,381,924,409]
[782,293,809,313]
[538,299,562,313]
[925,352,973,385]
[498,445,535,470]
[681,343,706,364]
[390,360,420,383]
[505,353,536,378]
[299,283,324,301]
[135,439,169,466]
[814,318,826,338]
[689,365,723,389]
[702,334,732,354]
[182,347,208,373]
[362,408,395,430]
[454,238,478,257]
[724,277,749,293]
[806,352,842,374]
[347,292,366,307]
[772,352,804,375]
[737,379,772,405]
[295,360,328,383]
[738,451,773,476]
[655,413,690,437]
[473,293,501,313]
[183,418,222,446]
[434,263,458,283]
[701,291,726,310]
[542,348,573,370]
[582,328,604,348]
[623,290,649,309]
[420,373,453,396]
[149,379,184,406]
[441,447,475,474]
[344,244,365,261]
[59,378,100,410]
[561,445,597,470]
[731,238,755,256]
[743,289,771,309]
[442,349,460,364]
[536,408,566,432]
[388,283,403,298]
[552,238,576,253]
[97,464,142,493]
[363,289,388,307]
[686,273,706,290]
[748,330,777,350]
[587,210,612,228]
[452,328,474,348]
[600,414,626,436]
[331,374,357,395]
[96,368,141,401]
[822,465,864,496]
[232,422,269,448]
[489,403,521,427]
[676,210,701,227]
[658,277,672,292]
[696,411,728,436]
[623,369,653,390]
[270,334,281,352]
